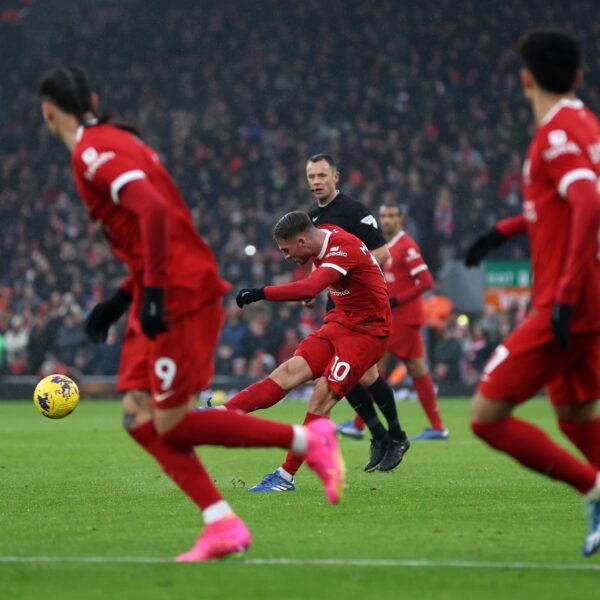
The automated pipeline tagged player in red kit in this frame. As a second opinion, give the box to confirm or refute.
[378,203,447,440]
[228,211,407,491]
[465,30,600,556]
[39,66,344,562]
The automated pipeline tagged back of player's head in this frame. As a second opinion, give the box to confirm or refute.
[519,28,582,94]
[39,66,95,121]
[273,211,314,240]
[307,154,337,170]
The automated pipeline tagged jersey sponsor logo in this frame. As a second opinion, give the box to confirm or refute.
[360,215,379,229]
[82,149,117,181]
[329,288,350,296]
[384,272,395,282]
[325,249,348,258]
[542,130,581,161]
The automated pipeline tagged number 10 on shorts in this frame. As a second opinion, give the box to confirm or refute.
[330,355,351,382]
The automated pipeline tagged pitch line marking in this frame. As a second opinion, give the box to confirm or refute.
[0,556,599,571]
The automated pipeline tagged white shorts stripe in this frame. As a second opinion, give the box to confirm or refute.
[409,264,428,277]
[320,263,347,276]
[557,168,596,198]
[110,169,146,203]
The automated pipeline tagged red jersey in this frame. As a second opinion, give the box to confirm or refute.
[384,231,428,325]
[71,123,230,317]
[314,227,391,337]
[264,226,391,337]
[516,98,600,331]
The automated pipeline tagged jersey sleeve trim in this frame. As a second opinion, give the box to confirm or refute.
[558,168,596,198]
[321,262,348,276]
[317,230,333,259]
[110,170,147,203]
[409,264,428,276]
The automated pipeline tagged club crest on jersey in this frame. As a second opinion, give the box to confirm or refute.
[405,247,421,262]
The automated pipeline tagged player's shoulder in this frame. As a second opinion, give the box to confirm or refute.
[537,99,599,142]
[337,192,371,216]
[322,225,361,250]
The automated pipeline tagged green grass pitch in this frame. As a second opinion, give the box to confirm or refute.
[1,397,598,599]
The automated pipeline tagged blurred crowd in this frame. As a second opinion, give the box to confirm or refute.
[1,0,599,384]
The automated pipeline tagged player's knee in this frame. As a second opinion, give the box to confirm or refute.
[122,390,152,431]
[406,359,425,378]
[470,392,512,424]
[555,400,597,424]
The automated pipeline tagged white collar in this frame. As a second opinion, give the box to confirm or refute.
[75,125,84,143]
[317,229,333,259]
[387,230,405,249]
[540,97,584,126]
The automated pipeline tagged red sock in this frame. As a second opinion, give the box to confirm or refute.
[353,415,365,431]
[129,421,222,510]
[414,374,444,431]
[162,409,294,450]
[281,412,322,476]
[224,378,286,413]
[471,417,598,494]
[560,418,600,469]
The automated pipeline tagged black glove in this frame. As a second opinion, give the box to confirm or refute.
[140,287,168,339]
[85,288,132,343]
[465,228,506,267]
[390,297,399,308]
[552,304,574,350]
[236,287,265,308]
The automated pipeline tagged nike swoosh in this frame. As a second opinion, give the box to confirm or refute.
[312,216,319,222]
[155,390,175,402]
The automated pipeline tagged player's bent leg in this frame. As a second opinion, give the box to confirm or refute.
[122,390,153,431]
[555,400,600,469]
[471,392,600,495]
[406,357,448,440]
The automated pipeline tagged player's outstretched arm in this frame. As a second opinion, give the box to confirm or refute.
[236,267,341,308]
[390,268,434,307]
[465,215,526,267]
[552,178,600,349]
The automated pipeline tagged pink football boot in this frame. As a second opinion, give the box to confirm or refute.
[176,514,251,562]
[305,418,345,504]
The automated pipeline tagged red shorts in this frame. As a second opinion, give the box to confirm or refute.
[478,309,600,406]
[117,298,224,409]
[387,323,424,360]
[294,321,388,396]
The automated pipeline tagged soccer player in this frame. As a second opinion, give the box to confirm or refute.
[306,154,409,472]
[378,202,448,440]
[38,66,344,562]
[465,29,600,556]
[228,211,407,490]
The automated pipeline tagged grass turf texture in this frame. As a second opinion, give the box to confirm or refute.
[1,398,597,599]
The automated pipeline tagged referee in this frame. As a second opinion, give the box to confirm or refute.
[306,154,410,472]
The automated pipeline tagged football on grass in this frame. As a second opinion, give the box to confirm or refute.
[33,374,80,419]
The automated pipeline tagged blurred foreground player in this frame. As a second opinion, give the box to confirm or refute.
[39,66,344,562]
[378,203,447,440]
[306,154,409,471]
[229,212,408,490]
[465,29,600,556]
